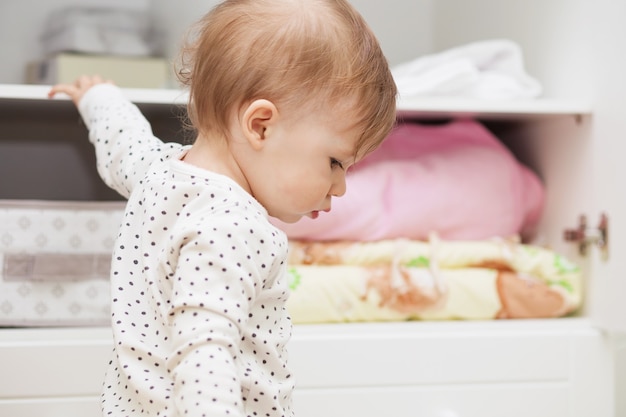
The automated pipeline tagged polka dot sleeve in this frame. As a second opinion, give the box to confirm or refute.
[77,84,183,199]
[162,208,287,416]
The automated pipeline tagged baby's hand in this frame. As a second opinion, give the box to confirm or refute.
[48,75,113,106]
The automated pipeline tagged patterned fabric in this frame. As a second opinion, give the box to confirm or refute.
[0,201,582,326]
[0,200,124,326]
[286,236,582,323]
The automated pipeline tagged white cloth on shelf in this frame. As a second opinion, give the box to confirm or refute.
[392,39,543,100]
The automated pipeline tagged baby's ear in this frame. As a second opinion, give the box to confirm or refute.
[241,99,278,150]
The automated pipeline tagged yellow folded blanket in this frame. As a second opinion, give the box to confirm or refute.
[285,237,581,323]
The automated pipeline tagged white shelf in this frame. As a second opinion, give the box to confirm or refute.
[0,83,188,106]
[0,83,592,120]
[397,96,593,120]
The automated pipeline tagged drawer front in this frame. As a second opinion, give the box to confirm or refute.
[289,320,580,388]
[0,321,590,397]
[0,328,571,398]
[0,383,568,417]
[294,383,570,417]
[0,397,100,417]
[0,342,111,397]
[0,321,605,417]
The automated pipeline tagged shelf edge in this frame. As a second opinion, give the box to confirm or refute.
[1,84,592,118]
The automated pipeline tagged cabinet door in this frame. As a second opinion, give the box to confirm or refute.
[430,0,626,332]
[586,0,626,332]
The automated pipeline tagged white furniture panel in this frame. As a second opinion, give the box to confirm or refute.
[0,384,572,417]
[0,329,111,398]
[289,320,573,387]
[294,384,571,417]
[0,397,101,417]
[0,319,613,417]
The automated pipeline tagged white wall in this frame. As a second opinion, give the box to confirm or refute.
[0,0,432,85]
[430,0,593,100]
[151,0,432,72]
[338,0,433,67]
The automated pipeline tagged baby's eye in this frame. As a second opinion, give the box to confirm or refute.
[330,158,344,169]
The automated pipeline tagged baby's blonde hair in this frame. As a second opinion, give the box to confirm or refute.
[177,0,397,158]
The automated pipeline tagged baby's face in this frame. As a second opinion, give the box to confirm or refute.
[250,103,363,224]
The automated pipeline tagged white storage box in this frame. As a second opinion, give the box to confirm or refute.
[0,200,124,326]
[27,53,171,89]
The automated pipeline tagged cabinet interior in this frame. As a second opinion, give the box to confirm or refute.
[0,0,601,319]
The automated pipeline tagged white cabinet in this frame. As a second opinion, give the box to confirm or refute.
[0,319,621,417]
[1,1,626,416]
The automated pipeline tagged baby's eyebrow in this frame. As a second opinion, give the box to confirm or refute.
[341,154,359,168]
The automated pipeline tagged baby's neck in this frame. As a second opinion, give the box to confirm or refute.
[181,135,251,194]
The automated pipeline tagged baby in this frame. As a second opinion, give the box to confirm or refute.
[49,0,397,416]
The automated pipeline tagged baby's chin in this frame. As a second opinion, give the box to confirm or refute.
[271,212,316,225]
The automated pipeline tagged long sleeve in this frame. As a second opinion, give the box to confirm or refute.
[77,84,184,199]
[165,211,265,416]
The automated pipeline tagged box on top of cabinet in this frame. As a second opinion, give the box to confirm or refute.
[26,53,171,89]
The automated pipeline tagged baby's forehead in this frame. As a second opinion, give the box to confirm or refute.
[314,95,361,123]
[315,104,377,159]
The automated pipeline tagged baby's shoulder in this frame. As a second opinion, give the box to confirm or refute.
[180,194,285,242]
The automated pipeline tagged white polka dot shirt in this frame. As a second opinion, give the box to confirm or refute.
[78,84,295,417]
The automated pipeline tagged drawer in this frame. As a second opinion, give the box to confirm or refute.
[0,327,112,398]
[0,319,598,399]
[0,397,100,417]
[0,319,606,417]
[294,382,570,417]
[289,319,593,388]
[0,382,569,417]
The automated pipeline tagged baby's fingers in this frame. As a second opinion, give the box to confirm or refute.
[48,75,112,106]
[48,83,78,100]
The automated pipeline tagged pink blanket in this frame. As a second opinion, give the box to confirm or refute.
[272,119,544,241]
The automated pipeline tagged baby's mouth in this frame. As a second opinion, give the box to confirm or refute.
[309,208,330,219]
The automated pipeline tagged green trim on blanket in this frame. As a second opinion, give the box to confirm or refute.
[405,256,430,268]
[551,279,575,293]
[554,254,580,274]
[287,267,302,291]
